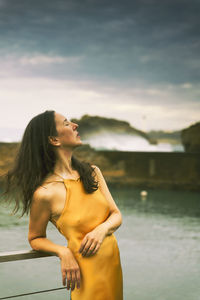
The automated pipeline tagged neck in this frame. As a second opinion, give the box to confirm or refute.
[54,148,74,177]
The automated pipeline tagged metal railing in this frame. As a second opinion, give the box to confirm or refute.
[0,249,56,262]
[0,250,71,299]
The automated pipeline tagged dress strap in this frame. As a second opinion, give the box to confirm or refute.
[53,172,65,180]
[40,179,64,189]
[44,180,64,183]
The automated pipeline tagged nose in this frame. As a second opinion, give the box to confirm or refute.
[72,122,78,129]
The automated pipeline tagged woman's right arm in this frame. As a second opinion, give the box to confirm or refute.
[28,188,81,291]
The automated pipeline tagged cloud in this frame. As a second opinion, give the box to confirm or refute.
[19,55,82,66]
[180,83,193,89]
[0,76,199,132]
[0,0,199,133]
[0,0,199,86]
[0,54,84,79]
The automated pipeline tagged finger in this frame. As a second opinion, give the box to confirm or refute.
[71,271,76,291]
[82,240,91,255]
[79,237,88,253]
[76,269,81,289]
[66,271,71,290]
[90,243,100,256]
[62,270,66,286]
[85,242,97,256]
[81,240,92,256]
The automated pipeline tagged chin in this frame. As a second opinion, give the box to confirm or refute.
[74,141,83,148]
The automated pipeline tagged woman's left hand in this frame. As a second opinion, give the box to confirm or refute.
[79,224,108,257]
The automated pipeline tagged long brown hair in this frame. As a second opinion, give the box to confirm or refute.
[2,110,98,216]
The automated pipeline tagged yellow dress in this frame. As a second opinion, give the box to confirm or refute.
[54,177,123,300]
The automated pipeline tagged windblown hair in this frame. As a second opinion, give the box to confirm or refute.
[2,110,98,217]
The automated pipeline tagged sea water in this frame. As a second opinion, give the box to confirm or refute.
[0,186,199,300]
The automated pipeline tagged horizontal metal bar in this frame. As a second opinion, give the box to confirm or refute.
[0,287,67,300]
[0,250,56,263]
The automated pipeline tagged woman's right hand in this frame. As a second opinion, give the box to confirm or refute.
[59,247,81,291]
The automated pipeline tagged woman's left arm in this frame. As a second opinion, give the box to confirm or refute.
[79,165,122,257]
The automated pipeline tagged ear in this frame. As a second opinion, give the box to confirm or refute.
[48,136,61,147]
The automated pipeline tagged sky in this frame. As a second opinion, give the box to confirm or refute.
[0,0,200,138]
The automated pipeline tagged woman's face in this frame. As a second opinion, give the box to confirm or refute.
[54,112,82,149]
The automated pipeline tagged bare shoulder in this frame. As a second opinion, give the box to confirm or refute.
[33,174,63,201]
[91,164,99,181]
[91,164,109,188]
[31,178,66,218]
[32,185,52,207]
[91,164,101,174]
[91,164,104,181]
[32,179,60,206]
[91,164,99,170]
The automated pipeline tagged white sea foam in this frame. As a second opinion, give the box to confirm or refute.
[83,132,184,152]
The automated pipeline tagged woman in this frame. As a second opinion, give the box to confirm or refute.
[3,110,123,300]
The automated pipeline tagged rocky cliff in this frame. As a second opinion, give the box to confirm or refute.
[181,122,200,152]
[70,114,156,144]
[148,130,181,144]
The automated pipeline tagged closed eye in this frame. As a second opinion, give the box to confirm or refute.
[63,118,70,126]
[63,120,70,126]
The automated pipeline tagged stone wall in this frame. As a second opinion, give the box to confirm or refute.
[91,151,200,191]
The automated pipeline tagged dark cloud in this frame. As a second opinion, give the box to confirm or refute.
[0,0,200,85]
